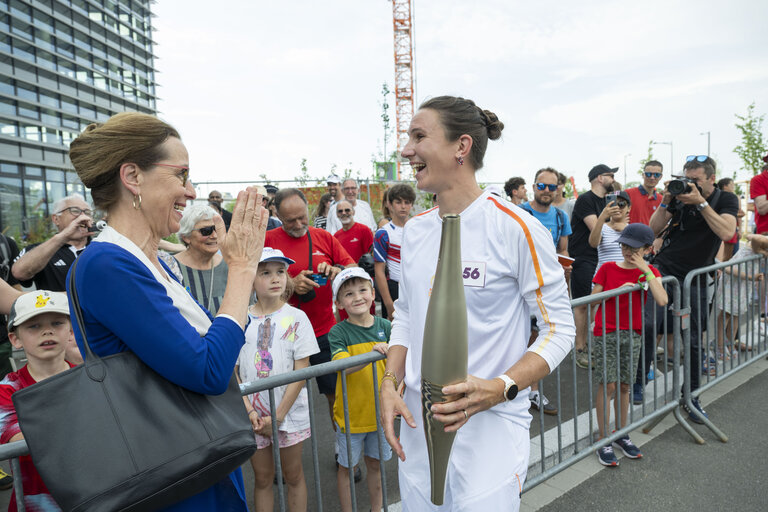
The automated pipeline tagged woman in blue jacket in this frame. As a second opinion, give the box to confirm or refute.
[67,112,268,511]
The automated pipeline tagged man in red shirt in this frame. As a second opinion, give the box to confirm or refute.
[333,200,373,263]
[265,189,355,417]
[751,154,768,235]
[625,160,663,225]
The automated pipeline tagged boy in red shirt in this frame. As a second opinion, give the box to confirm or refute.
[590,224,668,467]
[0,291,74,511]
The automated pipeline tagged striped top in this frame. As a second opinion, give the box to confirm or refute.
[174,257,229,315]
[373,222,403,282]
[595,224,625,278]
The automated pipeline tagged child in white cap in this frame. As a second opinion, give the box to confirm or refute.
[236,248,319,512]
[329,267,391,512]
[0,291,74,510]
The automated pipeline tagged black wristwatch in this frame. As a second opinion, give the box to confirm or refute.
[496,375,519,401]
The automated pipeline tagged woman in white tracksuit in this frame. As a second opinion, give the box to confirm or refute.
[379,96,576,511]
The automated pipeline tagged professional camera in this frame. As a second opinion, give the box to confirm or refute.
[667,176,702,196]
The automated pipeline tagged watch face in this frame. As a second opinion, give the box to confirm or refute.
[505,383,518,400]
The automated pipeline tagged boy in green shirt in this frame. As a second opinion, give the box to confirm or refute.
[329,267,391,512]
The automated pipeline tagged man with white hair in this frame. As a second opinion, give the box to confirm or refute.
[13,194,92,291]
[325,179,377,234]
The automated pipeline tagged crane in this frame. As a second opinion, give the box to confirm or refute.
[391,0,415,179]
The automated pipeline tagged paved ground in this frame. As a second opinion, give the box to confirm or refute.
[526,356,768,512]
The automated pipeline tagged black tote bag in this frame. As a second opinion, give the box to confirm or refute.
[12,259,257,511]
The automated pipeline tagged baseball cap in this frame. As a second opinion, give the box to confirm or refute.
[332,267,373,301]
[8,291,70,331]
[610,190,632,205]
[326,175,341,184]
[588,164,619,182]
[617,223,655,248]
[259,247,295,268]
[264,184,279,195]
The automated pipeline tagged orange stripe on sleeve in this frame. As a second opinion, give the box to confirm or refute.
[415,205,439,217]
[487,196,555,354]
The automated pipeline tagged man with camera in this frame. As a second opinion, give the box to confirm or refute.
[642,156,738,422]
[12,194,92,292]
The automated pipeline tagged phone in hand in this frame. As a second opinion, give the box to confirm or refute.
[605,192,618,204]
[310,273,328,286]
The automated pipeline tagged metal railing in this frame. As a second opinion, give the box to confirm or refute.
[0,255,765,511]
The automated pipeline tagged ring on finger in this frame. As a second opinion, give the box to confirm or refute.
[463,410,468,420]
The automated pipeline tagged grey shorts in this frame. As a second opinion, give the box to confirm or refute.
[592,330,642,384]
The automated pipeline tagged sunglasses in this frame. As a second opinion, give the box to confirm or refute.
[195,225,215,237]
[337,208,352,214]
[151,163,190,185]
[55,206,93,217]
[535,183,558,191]
[615,200,629,208]
[686,155,708,163]
[644,172,662,179]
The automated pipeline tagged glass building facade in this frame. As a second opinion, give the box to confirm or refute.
[0,0,157,240]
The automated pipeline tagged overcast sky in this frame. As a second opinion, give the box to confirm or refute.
[152,0,768,197]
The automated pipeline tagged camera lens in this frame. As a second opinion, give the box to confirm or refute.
[668,179,686,195]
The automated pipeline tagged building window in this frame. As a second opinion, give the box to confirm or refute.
[0,121,18,137]
[0,177,24,240]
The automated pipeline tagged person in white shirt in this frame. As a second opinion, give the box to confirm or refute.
[379,96,575,511]
[325,179,377,234]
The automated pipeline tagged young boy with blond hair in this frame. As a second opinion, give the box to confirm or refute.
[0,291,74,510]
[329,268,391,512]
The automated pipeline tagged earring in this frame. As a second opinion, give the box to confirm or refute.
[457,156,464,166]
[132,193,142,210]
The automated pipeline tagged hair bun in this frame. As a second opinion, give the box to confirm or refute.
[482,109,504,140]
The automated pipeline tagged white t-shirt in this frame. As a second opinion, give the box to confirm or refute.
[390,191,575,505]
[326,199,377,234]
[238,303,320,433]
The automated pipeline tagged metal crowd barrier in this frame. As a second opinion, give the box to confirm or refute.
[0,255,765,510]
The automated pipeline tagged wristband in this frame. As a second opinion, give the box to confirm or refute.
[644,271,656,281]
[381,371,399,391]
[247,410,257,416]
[659,203,668,209]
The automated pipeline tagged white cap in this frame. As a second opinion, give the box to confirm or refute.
[8,291,70,331]
[259,247,295,267]
[326,175,341,184]
[332,267,373,301]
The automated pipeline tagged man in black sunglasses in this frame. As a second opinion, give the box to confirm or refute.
[626,160,664,225]
[643,155,738,423]
[12,194,93,292]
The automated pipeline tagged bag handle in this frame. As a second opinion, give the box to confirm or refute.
[68,258,107,381]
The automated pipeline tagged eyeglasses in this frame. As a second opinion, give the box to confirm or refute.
[644,172,662,179]
[342,187,357,192]
[620,243,642,252]
[151,163,190,185]
[55,206,93,217]
[195,225,215,237]
[337,208,352,214]
[686,155,708,163]
[535,183,558,191]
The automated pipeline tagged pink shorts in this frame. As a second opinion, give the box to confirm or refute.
[255,427,311,450]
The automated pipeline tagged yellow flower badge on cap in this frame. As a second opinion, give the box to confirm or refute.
[35,294,51,308]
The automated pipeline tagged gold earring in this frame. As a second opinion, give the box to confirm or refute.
[132,193,142,210]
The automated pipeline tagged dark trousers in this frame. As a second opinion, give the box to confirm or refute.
[380,279,399,319]
[636,272,708,392]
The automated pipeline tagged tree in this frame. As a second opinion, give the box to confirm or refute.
[733,102,767,176]
[637,140,654,176]
[379,83,393,162]
[296,158,310,187]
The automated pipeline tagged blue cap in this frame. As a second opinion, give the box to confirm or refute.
[617,223,655,248]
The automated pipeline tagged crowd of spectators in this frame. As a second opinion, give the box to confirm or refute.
[0,141,766,508]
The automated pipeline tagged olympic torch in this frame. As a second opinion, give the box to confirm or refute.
[421,214,468,505]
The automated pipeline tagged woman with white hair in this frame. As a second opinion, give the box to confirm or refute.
[173,203,230,314]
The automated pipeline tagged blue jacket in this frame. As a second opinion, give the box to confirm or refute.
[68,241,248,511]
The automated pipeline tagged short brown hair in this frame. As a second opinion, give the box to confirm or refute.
[69,112,180,211]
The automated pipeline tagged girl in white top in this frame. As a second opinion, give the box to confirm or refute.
[589,191,631,277]
[379,96,575,511]
[237,247,319,512]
